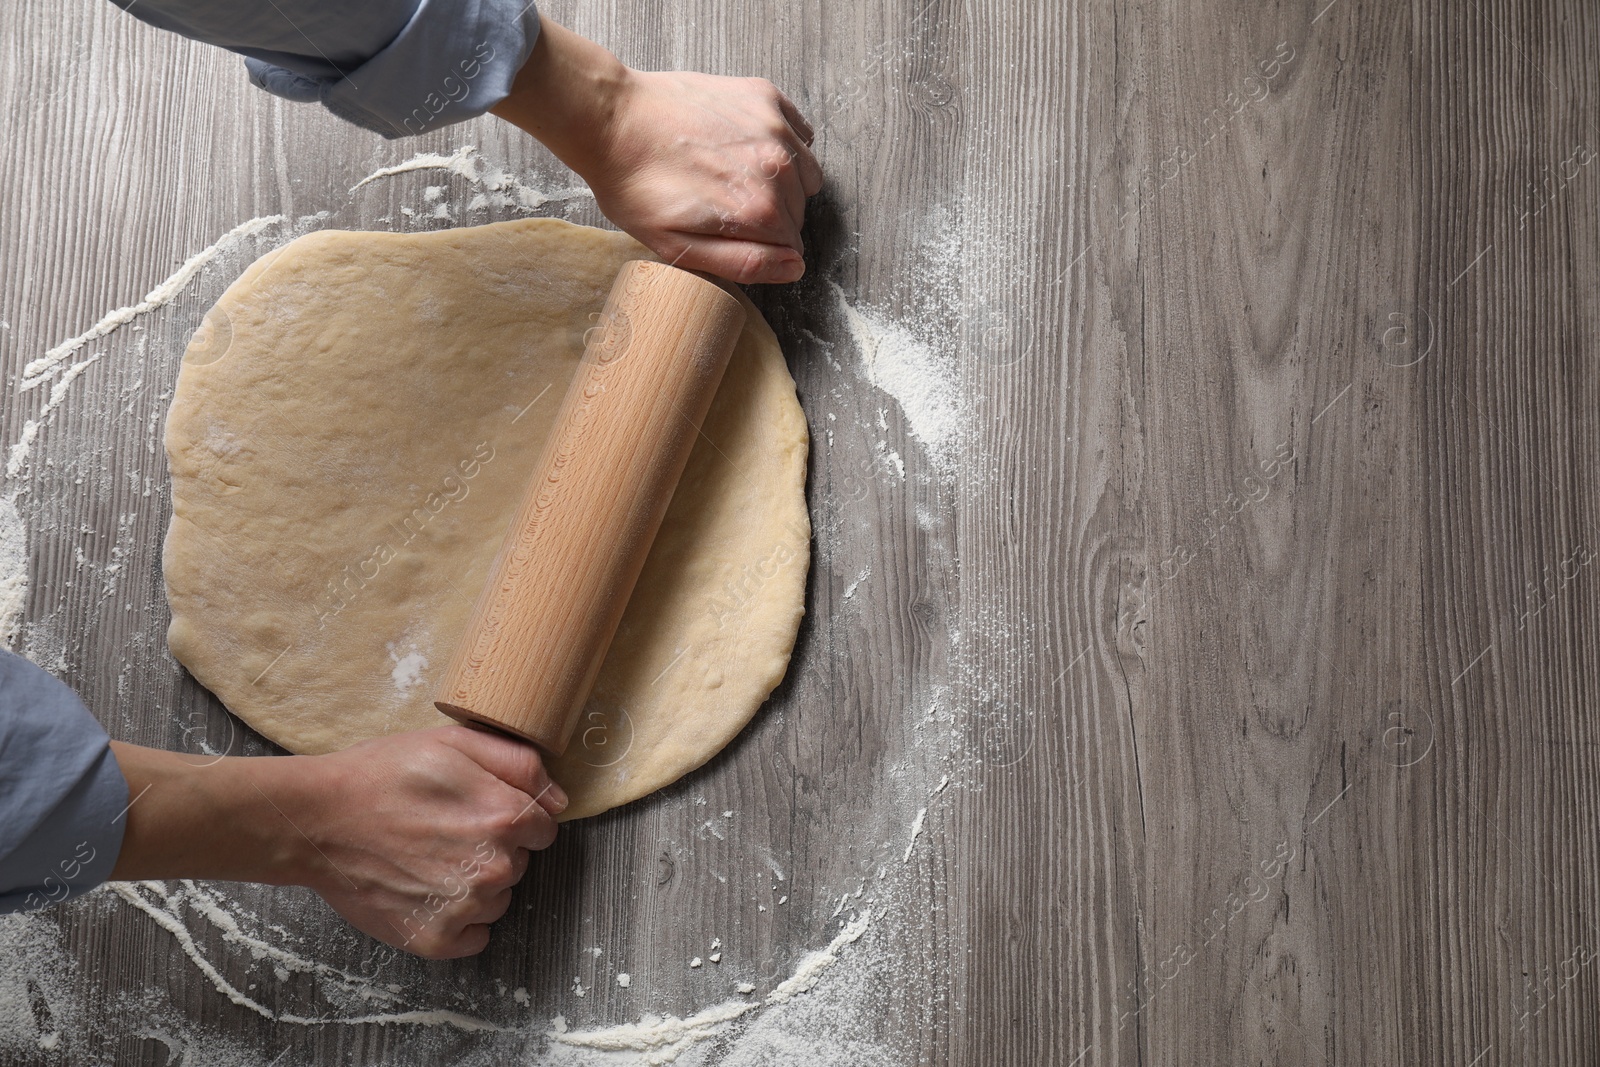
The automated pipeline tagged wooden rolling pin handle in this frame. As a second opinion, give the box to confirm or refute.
[432,260,746,755]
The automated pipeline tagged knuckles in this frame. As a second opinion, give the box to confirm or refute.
[487,795,531,836]
[739,247,770,283]
[744,196,787,232]
[402,926,462,960]
[747,76,782,102]
[529,816,559,851]
[470,851,516,888]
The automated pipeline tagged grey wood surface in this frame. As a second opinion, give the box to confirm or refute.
[2,0,1597,1063]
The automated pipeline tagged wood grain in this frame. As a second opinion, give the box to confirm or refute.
[1,0,1597,1062]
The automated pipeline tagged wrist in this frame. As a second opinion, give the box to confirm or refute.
[491,15,634,180]
[107,742,331,888]
[240,752,336,889]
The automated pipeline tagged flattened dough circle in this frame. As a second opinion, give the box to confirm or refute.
[163,219,810,820]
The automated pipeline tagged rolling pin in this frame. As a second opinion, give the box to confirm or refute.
[432,260,746,755]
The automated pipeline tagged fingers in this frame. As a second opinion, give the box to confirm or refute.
[774,87,815,146]
[665,233,805,285]
[765,145,809,240]
[437,724,568,817]
[782,133,825,198]
[507,797,560,852]
[385,851,528,958]
[746,143,821,258]
[711,179,798,251]
[317,727,565,962]
[773,96,824,198]
[574,69,826,287]
[470,886,515,926]
[707,81,824,268]
[426,923,492,960]
[768,85,823,196]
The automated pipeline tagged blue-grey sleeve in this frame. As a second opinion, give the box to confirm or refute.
[0,650,128,913]
[109,0,541,139]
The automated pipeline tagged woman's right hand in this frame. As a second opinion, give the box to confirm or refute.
[293,725,566,958]
[111,724,567,959]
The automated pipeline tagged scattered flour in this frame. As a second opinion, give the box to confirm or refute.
[875,440,906,480]
[764,912,873,1005]
[0,908,80,1055]
[8,215,288,491]
[757,849,787,883]
[174,881,403,1004]
[0,496,25,649]
[6,353,101,479]
[349,145,480,190]
[19,216,286,388]
[350,145,593,214]
[901,808,928,864]
[550,1000,757,1064]
[1,149,981,1067]
[388,647,428,696]
[842,567,871,601]
[108,882,503,1032]
[828,281,966,477]
[548,912,872,1064]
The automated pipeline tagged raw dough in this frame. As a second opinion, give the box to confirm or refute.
[163,219,810,819]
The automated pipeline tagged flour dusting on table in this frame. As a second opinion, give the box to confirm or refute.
[547,911,873,1064]
[6,352,100,478]
[827,281,966,478]
[109,882,505,1032]
[19,215,286,388]
[0,496,26,649]
[351,145,593,213]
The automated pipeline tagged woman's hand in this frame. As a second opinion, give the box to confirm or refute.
[493,17,824,285]
[110,724,566,959]
[578,69,824,284]
[291,726,565,959]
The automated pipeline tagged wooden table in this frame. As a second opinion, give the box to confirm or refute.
[3,0,1598,1062]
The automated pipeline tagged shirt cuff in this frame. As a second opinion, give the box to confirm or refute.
[0,651,128,914]
[253,0,540,139]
